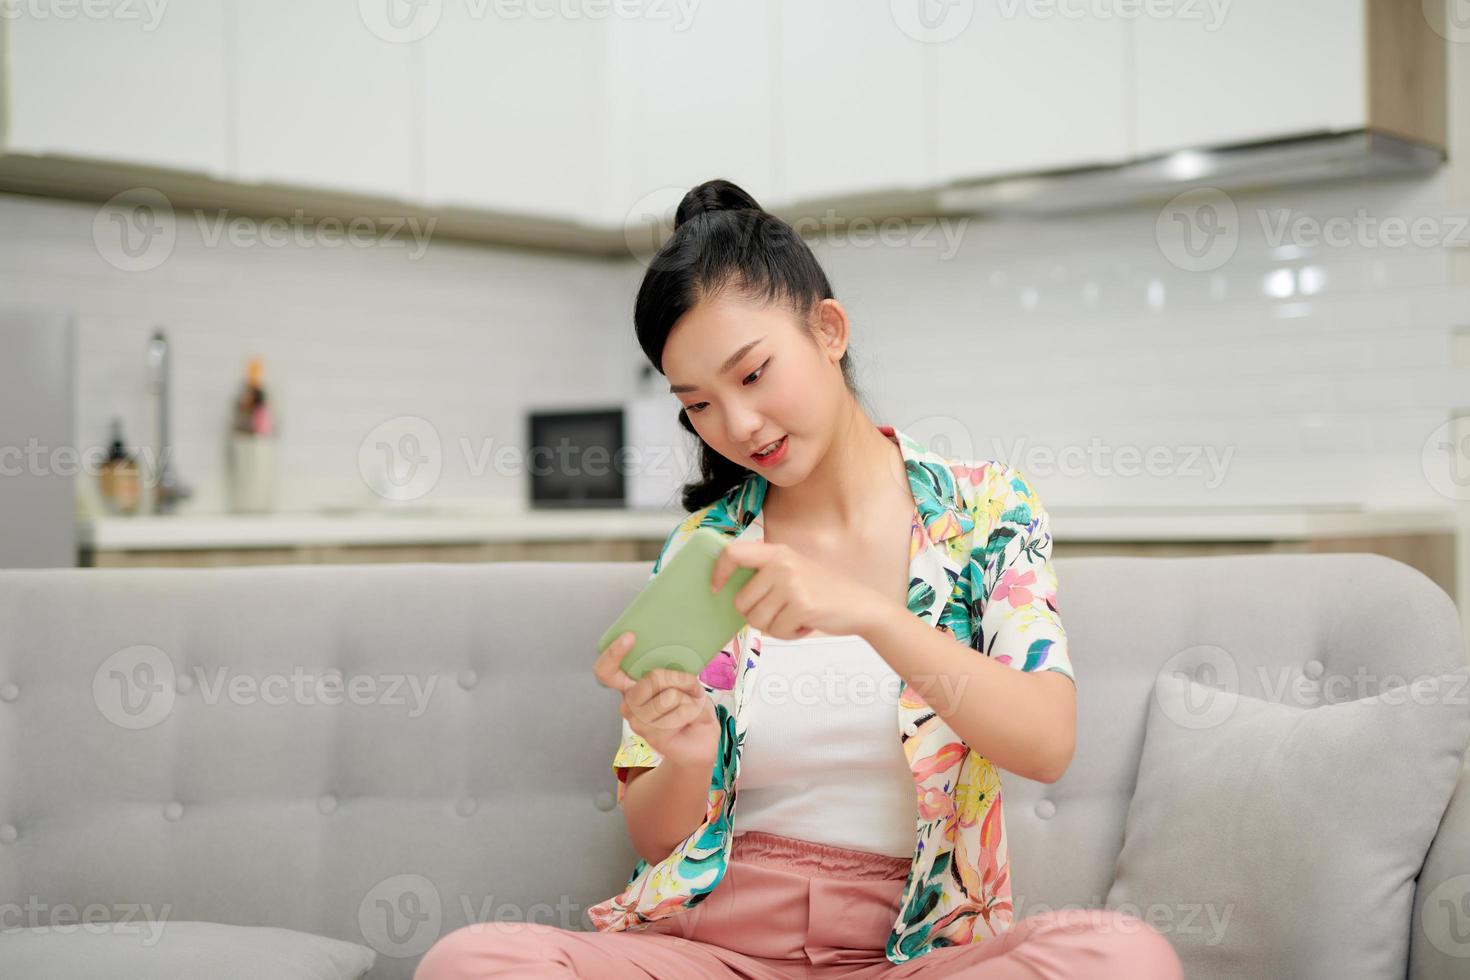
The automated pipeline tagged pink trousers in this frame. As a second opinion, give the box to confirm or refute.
[413,830,1184,979]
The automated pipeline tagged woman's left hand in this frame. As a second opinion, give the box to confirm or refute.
[709,540,891,639]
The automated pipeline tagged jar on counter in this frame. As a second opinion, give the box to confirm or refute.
[97,416,141,516]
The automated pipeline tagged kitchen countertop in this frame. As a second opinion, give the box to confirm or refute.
[76,504,1462,551]
[77,505,689,550]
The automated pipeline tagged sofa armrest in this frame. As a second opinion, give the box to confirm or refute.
[1412,749,1470,980]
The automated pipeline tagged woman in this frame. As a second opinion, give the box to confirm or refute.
[414,180,1183,978]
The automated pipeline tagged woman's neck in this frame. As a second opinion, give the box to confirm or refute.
[762,406,908,542]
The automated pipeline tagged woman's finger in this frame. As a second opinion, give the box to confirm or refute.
[626,666,702,712]
[711,539,780,592]
[639,693,702,734]
[768,602,809,640]
[645,677,696,718]
[745,590,789,634]
[594,632,637,692]
[729,566,768,616]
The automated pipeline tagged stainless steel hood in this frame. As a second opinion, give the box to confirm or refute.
[935,131,1446,216]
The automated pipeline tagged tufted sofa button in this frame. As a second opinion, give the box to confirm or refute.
[456,797,478,818]
[594,790,615,812]
[318,794,339,815]
[163,801,184,822]
[0,682,18,703]
[0,824,16,844]
[1034,799,1056,819]
[458,669,478,691]
[1303,659,1325,680]
[175,673,194,695]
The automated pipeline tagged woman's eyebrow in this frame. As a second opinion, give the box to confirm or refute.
[668,338,765,394]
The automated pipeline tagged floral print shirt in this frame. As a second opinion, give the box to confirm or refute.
[587,424,1075,965]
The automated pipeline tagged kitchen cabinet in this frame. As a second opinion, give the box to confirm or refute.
[776,1,931,204]
[603,2,778,225]
[1,0,230,176]
[421,8,603,223]
[0,0,1446,244]
[935,8,1129,182]
[1132,0,1443,158]
[233,2,418,199]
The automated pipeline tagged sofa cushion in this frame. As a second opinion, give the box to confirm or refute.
[0,920,375,980]
[1106,665,1470,980]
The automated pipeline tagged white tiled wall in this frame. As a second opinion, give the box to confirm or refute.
[3,167,1468,516]
[803,170,1470,511]
[0,192,640,513]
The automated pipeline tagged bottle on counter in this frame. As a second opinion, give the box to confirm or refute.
[227,357,279,513]
[97,416,141,515]
[234,357,275,436]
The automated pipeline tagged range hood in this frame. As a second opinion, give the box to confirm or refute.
[934,131,1446,216]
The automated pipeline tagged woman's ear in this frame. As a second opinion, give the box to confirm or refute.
[812,299,850,364]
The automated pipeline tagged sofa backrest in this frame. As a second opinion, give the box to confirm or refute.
[0,554,1465,980]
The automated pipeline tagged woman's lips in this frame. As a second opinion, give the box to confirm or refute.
[750,435,789,466]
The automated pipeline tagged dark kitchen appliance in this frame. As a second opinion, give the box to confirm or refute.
[527,408,626,509]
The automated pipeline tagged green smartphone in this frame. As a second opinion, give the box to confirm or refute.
[599,526,757,681]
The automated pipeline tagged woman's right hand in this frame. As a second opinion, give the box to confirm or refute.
[594,631,720,771]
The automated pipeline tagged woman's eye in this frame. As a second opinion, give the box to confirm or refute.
[686,360,767,416]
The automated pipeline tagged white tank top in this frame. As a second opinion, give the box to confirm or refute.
[732,632,919,859]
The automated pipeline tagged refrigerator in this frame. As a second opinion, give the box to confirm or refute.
[0,307,76,567]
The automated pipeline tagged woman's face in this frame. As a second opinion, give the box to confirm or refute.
[662,294,847,484]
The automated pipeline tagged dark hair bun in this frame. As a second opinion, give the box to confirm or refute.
[674,178,763,230]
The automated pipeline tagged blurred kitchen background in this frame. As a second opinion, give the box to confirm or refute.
[1,1,1469,644]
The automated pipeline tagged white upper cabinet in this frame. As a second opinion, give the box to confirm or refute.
[0,1,1441,231]
[1132,0,1366,157]
[232,2,418,200]
[776,1,930,204]
[601,0,778,228]
[2,0,230,176]
[935,8,1129,182]
[421,6,603,223]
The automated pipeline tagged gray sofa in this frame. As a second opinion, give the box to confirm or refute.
[1,553,1468,980]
